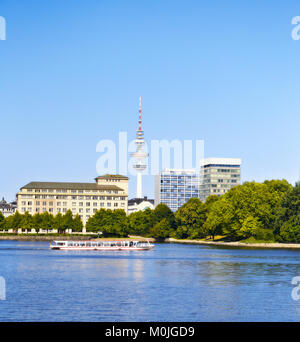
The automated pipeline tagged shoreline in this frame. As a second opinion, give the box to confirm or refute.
[1,235,300,249]
[0,235,156,242]
[165,238,300,249]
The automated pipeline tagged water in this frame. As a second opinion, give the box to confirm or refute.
[0,240,300,321]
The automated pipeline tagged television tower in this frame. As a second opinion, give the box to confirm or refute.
[131,96,148,198]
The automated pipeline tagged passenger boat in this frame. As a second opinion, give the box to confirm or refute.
[50,240,154,251]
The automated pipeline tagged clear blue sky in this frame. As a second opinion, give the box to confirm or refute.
[1,0,300,201]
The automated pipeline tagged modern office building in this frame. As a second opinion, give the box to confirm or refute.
[154,158,241,210]
[17,175,129,228]
[199,158,241,201]
[154,169,201,212]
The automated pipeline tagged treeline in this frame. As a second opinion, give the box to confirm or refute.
[1,180,300,243]
[0,210,83,233]
[87,179,300,243]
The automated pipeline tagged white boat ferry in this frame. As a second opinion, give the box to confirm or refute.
[50,240,154,251]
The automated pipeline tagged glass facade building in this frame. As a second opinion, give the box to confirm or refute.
[154,169,200,212]
[155,159,241,211]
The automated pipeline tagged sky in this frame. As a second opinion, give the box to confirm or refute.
[1,0,300,201]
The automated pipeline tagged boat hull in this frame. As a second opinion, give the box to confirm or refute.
[50,246,154,251]
[50,240,154,251]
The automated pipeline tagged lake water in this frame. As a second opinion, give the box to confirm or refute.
[0,240,300,321]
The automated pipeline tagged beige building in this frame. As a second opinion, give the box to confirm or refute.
[17,175,129,229]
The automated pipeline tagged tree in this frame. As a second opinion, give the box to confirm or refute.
[204,199,234,240]
[0,212,5,230]
[128,208,153,236]
[149,218,171,240]
[40,212,54,233]
[61,210,74,233]
[21,212,34,231]
[276,183,300,242]
[53,212,64,233]
[175,198,207,239]
[32,213,43,233]
[4,211,22,232]
[72,214,83,233]
[205,195,220,208]
[86,209,128,237]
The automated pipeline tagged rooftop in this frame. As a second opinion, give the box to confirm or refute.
[95,174,129,180]
[128,196,154,206]
[20,182,124,191]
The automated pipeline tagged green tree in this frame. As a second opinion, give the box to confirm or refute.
[4,211,22,232]
[53,212,64,233]
[21,211,34,231]
[276,183,300,242]
[175,198,207,239]
[32,213,43,233]
[0,212,5,230]
[40,212,54,233]
[149,218,171,240]
[128,208,153,236]
[205,195,220,209]
[86,209,128,237]
[61,210,74,233]
[204,199,234,240]
[72,214,83,232]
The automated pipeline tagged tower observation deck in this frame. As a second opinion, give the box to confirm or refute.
[131,96,148,198]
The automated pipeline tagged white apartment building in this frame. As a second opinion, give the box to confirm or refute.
[17,175,129,227]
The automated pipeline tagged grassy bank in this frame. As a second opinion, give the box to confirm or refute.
[165,237,300,249]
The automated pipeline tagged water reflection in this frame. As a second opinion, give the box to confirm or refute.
[1,241,300,321]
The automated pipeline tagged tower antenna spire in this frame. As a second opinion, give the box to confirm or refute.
[131,96,148,198]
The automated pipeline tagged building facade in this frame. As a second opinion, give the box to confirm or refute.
[128,196,154,214]
[154,169,201,212]
[199,158,241,201]
[154,158,241,210]
[0,198,17,218]
[17,175,129,228]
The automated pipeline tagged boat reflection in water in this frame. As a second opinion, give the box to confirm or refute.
[50,240,154,251]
